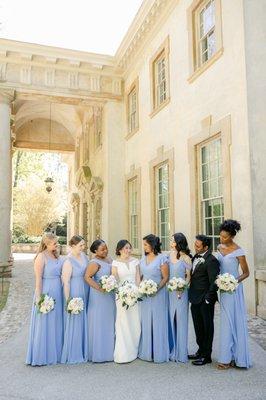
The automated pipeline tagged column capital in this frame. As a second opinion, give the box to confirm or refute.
[0,89,15,104]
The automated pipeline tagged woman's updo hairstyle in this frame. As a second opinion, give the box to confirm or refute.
[90,239,106,254]
[116,240,132,256]
[173,232,191,257]
[143,234,162,255]
[69,235,84,246]
[219,219,241,237]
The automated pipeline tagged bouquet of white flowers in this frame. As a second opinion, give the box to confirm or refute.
[139,279,158,297]
[66,297,84,314]
[117,281,142,309]
[215,273,239,294]
[167,277,189,293]
[36,294,55,314]
[99,275,118,293]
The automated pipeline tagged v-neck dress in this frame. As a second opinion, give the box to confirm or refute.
[61,253,89,364]
[217,248,251,368]
[138,254,169,363]
[113,258,141,363]
[168,256,191,363]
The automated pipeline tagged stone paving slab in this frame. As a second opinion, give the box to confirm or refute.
[0,254,265,400]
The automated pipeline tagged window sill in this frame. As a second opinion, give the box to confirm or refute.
[149,97,170,119]
[125,126,140,141]
[188,47,224,84]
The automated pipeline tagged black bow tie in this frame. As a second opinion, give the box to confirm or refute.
[194,254,204,258]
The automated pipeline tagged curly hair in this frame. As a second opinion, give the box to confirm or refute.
[219,219,241,237]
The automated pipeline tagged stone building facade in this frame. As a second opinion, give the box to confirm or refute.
[0,0,265,316]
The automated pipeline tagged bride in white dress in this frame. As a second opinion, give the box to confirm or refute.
[112,240,141,363]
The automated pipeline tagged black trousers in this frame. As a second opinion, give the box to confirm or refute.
[191,301,215,359]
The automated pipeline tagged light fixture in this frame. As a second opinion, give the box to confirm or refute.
[44,102,54,193]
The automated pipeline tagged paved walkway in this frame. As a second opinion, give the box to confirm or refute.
[0,254,265,400]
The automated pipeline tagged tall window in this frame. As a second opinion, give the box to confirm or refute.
[150,37,170,114]
[128,87,138,134]
[128,178,139,250]
[154,54,167,108]
[156,163,170,251]
[199,138,224,250]
[198,0,216,66]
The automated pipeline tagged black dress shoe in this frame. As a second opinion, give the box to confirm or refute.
[188,352,201,360]
[192,357,212,366]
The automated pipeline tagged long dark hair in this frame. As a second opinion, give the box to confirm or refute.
[172,232,191,258]
[143,234,162,255]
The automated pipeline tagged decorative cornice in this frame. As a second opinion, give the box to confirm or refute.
[0,39,123,100]
[0,89,14,104]
[115,0,177,73]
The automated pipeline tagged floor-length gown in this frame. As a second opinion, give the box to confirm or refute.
[218,248,251,368]
[113,258,141,363]
[61,253,89,364]
[168,257,191,363]
[138,253,169,363]
[87,258,116,362]
[26,254,64,366]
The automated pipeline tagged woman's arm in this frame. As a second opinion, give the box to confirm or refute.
[237,256,250,283]
[61,259,72,301]
[158,263,169,290]
[185,267,191,285]
[135,264,141,286]
[84,262,104,292]
[34,254,45,302]
[111,264,119,281]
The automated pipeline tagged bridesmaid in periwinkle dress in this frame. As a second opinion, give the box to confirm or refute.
[85,240,115,362]
[26,233,64,366]
[217,220,251,369]
[61,235,89,364]
[138,234,169,363]
[112,240,141,363]
[168,233,192,363]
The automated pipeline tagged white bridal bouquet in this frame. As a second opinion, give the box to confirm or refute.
[117,281,142,309]
[36,294,55,314]
[139,279,158,297]
[215,273,239,294]
[167,277,189,297]
[99,275,118,293]
[67,297,84,314]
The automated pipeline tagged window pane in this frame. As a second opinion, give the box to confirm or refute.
[205,218,213,236]
[199,139,224,247]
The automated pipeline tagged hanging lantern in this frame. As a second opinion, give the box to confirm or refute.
[44,102,54,193]
[44,176,54,193]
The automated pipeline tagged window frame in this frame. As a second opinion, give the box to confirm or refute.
[150,36,170,117]
[187,0,223,83]
[126,78,139,139]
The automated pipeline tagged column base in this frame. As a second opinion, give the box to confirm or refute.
[0,258,13,278]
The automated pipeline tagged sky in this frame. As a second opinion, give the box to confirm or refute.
[0,0,144,55]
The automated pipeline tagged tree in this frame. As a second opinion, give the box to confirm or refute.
[13,177,67,236]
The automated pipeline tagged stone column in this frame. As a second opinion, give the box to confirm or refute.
[243,1,266,317]
[0,90,14,277]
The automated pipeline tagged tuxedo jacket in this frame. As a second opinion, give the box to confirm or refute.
[188,250,220,305]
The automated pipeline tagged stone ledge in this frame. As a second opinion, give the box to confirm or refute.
[255,268,266,281]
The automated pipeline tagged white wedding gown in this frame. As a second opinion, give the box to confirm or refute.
[113,258,141,363]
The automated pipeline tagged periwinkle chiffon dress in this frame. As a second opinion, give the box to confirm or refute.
[26,254,64,366]
[168,257,191,363]
[87,258,116,362]
[61,253,89,364]
[218,248,251,368]
[138,253,169,363]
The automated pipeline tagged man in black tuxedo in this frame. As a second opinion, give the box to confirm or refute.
[188,234,220,365]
